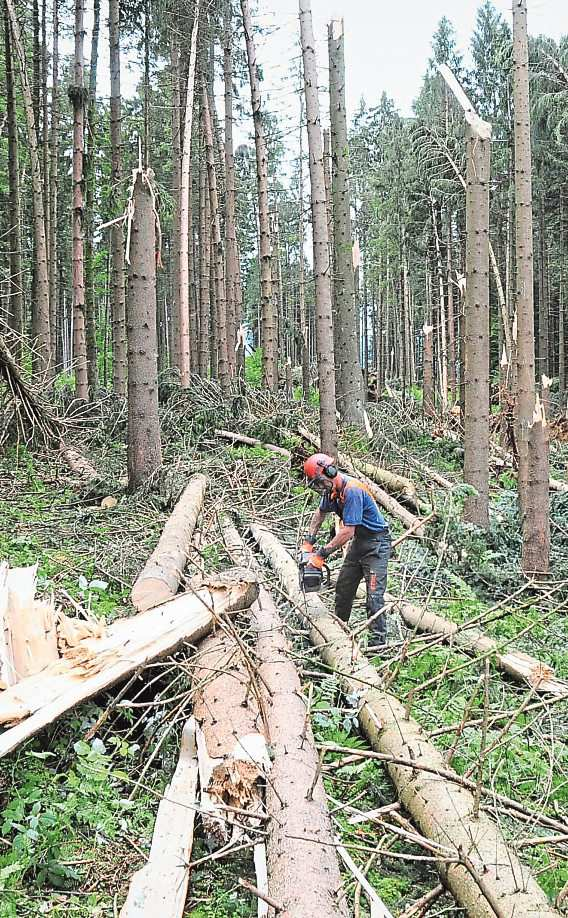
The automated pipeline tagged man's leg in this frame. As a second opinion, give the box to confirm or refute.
[335,543,363,624]
[362,535,391,644]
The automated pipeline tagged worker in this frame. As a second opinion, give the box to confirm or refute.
[303,453,392,648]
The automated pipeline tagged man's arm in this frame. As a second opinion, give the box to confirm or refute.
[308,507,327,537]
[320,524,355,556]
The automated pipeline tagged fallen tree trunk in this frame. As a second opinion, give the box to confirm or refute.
[250,523,559,918]
[221,518,349,918]
[120,717,199,917]
[298,425,426,537]
[215,429,291,458]
[58,440,102,484]
[0,568,257,758]
[388,594,567,696]
[131,474,207,612]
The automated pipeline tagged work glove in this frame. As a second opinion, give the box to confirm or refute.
[306,552,325,570]
[302,534,317,552]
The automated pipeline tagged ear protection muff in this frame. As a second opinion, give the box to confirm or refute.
[322,463,338,478]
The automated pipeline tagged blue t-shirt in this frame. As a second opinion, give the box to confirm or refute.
[319,476,389,534]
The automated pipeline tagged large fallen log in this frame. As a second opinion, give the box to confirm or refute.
[250,524,559,918]
[0,568,257,758]
[388,594,567,696]
[131,474,208,612]
[120,717,199,917]
[298,425,426,537]
[215,429,291,458]
[221,519,349,918]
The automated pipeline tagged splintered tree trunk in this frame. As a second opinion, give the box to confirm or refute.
[463,125,490,528]
[241,0,277,390]
[512,0,549,575]
[223,0,238,374]
[5,0,50,375]
[84,0,100,396]
[522,395,550,576]
[299,0,338,456]
[72,0,88,399]
[202,86,230,392]
[126,171,162,490]
[3,14,23,356]
[178,0,200,387]
[170,39,181,373]
[49,0,59,369]
[109,0,126,397]
[328,20,365,429]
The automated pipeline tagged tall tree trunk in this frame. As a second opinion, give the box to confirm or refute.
[49,0,59,370]
[178,0,200,387]
[143,0,150,168]
[241,0,277,391]
[560,193,566,404]
[5,0,50,375]
[109,0,126,396]
[198,153,211,377]
[71,0,88,399]
[170,39,181,373]
[537,187,549,379]
[4,11,23,358]
[223,0,238,375]
[463,124,490,528]
[431,198,448,412]
[512,0,549,575]
[299,0,338,456]
[40,0,49,279]
[298,94,310,399]
[85,0,100,396]
[446,212,456,399]
[202,84,230,392]
[328,19,365,429]
[127,170,162,489]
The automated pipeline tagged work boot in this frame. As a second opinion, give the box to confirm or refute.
[367,630,387,654]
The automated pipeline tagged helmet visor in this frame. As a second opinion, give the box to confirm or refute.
[307,475,329,496]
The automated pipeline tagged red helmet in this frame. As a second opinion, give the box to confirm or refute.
[304,453,336,482]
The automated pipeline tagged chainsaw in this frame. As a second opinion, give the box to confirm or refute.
[298,542,331,593]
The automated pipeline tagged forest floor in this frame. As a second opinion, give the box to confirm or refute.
[1,378,567,917]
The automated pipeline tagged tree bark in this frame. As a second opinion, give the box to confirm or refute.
[328,20,365,429]
[5,0,51,375]
[198,152,211,377]
[299,0,338,456]
[109,0,126,396]
[84,0,100,396]
[48,0,59,370]
[522,395,551,577]
[71,0,88,399]
[251,525,559,918]
[126,171,162,490]
[178,0,201,387]
[131,474,207,611]
[512,0,549,575]
[298,94,310,399]
[202,85,230,392]
[463,125,491,528]
[537,188,549,379]
[3,12,23,357]
[170,38,181,374]
[241,0,277,391]
[223,0,238,375]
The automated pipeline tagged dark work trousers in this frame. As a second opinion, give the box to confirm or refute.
[335,529,391,641]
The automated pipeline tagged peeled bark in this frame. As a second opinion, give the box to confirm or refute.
[71,0,88,399]
[463,125,491,528]
[300,0,338,456]
[126,171,162,490]
[215,430,290,457]
[0,570,258,758]
[221,521,349,918]
[131,474,207,611]
[251,524,558,918]
[109,0,127,397]
[328,20,365,429]
[241,0,277,391]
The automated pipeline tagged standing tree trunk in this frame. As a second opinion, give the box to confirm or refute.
[170,38,181,373]
[5,0,51,375]
[512,0,549,575]
[298,93,310,399]
[84,0,101,396]
[71,0,88,399]
[109,0,126,397]
[202,85,230,392]
[223,0,238,375]
[4,12,23,357]
[127,170,162,490]
[241,0,277,391]
[446,212,456,399]
[49,0,59,370]
[463,124,491,528]
[328,19,365,429]
[299,0,338,456]
[198,152,211,377]
[537,187,549,379]
[178,0,201,387]
[560,194,566,403]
